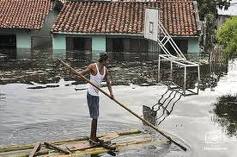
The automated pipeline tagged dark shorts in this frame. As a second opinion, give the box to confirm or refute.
[87,92,99,119]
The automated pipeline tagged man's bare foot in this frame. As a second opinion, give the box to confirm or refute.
[89,139,100,146]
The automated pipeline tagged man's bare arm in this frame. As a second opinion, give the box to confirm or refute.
[79,65,91,76]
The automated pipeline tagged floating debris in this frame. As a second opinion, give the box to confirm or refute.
[0,92,6,100]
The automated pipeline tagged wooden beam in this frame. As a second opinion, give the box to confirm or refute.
[29,142,41,157]
[0,129,140,153]
[44,142,70,154]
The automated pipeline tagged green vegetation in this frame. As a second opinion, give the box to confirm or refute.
[197,0,231,20]
[216,17,237,59]
[196,0,231,53]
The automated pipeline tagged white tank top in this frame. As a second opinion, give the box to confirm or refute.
[87,63,106,96]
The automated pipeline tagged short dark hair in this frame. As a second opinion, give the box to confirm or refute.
[98,53,108,62]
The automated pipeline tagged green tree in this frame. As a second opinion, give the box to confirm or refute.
[216,17,237,59]
[197,0,231,21]
[196,0,231,53]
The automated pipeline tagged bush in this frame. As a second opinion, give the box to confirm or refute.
[216,17,237,59]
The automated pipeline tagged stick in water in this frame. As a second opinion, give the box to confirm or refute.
[29,142,41,157]
[57,58,187,151]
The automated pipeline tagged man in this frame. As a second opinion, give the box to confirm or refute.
[79,53,114,145]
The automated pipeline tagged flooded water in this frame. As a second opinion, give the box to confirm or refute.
[0,51,237,157]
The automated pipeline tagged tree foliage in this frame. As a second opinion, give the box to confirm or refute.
[216,17,237,59]
[196,0,231,20]
[196,0,231,53]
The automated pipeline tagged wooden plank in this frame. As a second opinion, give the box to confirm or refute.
[29,142,41,157]
[65,141,92,151]
[0,129,140,153]
[65,132,119,151]
[0,129,141,157]
[44,142,70,154]
[99,132,119,142]
[0,133,160,157]
[0,137,88,153]
[54,137,154,157]
[99,143,116,151]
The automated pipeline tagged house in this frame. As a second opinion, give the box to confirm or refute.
[0,0,56,59]
[217,1,237,26]
[51,0,201,60]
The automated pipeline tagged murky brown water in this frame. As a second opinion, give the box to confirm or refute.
[0,51,236,157]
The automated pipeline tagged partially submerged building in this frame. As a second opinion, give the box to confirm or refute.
[0,0,55,59]
[0,0,201,60]
[217,1,237,26]
[51,0,201,59]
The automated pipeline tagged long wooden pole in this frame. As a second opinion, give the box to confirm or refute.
[57,59,187,151]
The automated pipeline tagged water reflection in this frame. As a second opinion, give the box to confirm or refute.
[213,94,237,137]
[143,87,183,126]
[0,50,160,85]
[199,63,228,91]
[0,92,6,101]
[0,50,229,90]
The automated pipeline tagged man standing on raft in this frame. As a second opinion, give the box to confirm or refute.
[79,53,114,145]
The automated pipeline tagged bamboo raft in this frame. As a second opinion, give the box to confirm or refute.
[0,129,169,157]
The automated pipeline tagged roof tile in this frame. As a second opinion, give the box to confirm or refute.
[0,0,52,30]
[52,1,198,36]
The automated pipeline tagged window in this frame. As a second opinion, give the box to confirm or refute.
[0,35,16,59]
[66,37,92,52]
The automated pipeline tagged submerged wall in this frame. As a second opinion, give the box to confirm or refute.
[188,38,200,54]
[52,34,66,56]
[0,30,31,58]
[51,34,201,59]
[0,10,57,59]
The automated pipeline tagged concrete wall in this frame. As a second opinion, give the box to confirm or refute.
[16,32,31,58]
[16,32,31,49]
[32,12,57,37]
[91,36,106,60]
[52,35,106,58]
[31,11,57,51]
[0,30,32,58]
[188,38,200,54]
[92,36,106,53]
[52,34,66,56]
[148,40,159,52]
[51,35,200,58]
[217,15,230,26]
[0,30,31,49]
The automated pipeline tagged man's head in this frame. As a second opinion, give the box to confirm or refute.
[98,53,109,65]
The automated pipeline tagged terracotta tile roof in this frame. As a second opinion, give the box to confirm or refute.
[0,0,52,30]
[52,1,198,36]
